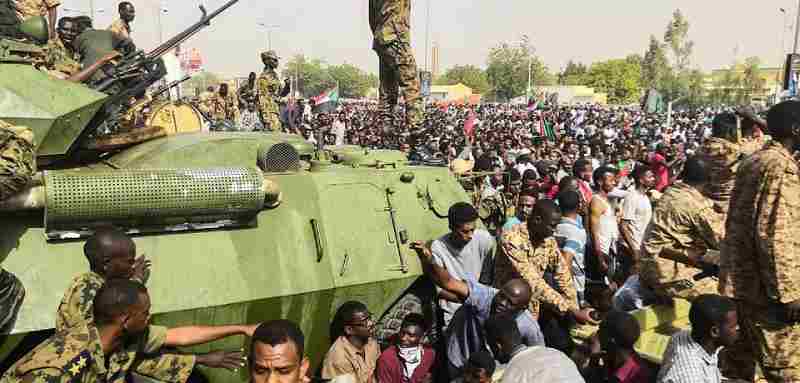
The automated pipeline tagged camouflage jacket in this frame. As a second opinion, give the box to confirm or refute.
[496,224,577,319]
[210,93,239,121]
[0,120,35,201]
[53,272,195,383]
[0,324,192,383]
[640,182,723,288]
[721,141,800,305]
[9,0,59,22]
[698,137,741,213]
[368,0,411,46]
[256,69,280,115]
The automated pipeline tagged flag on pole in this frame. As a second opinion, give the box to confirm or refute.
[311,85,339,113]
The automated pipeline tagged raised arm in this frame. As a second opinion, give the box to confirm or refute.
[410,241,469,301]
[165,324,258,347]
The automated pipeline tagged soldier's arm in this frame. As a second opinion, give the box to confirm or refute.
[164,324,257,347]
[694,204,723,250]
[755,165,800,304]
[410,241,469,301]
[550,242,578,311]
[500,233,572,314]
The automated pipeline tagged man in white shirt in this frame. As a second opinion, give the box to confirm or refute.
[658,295,739,383]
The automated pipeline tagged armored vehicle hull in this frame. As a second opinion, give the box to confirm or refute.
[0,132,467,382]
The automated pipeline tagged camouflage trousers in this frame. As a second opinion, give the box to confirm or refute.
[648,276,719,301]
[0,121,35,200]
[0,269,25,334]
[260,112,282,132]
[374,40,422,132]
[130,351,196,383]
[722,302,800,383]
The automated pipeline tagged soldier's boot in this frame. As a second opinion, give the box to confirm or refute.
[0,121,36,201]
[0,269,25,334]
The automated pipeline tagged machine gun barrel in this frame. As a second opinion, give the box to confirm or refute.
[151,75,191,99]
[148,0,239,59]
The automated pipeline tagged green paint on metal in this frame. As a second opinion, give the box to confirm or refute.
[0,132,470,383]
[0,64,107,157]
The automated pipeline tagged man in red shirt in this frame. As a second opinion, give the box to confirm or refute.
[376,314,435,383]
[649,144,671,192]
[584,310,653,383]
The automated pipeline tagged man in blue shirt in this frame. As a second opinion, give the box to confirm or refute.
[554,190,588,307]
[411,241,545,380]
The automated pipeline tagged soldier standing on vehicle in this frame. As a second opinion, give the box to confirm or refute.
[369,0,422,134]
[0,0,60,39]
[257,51,290,132]
[238,72,258,109]
[721,100,800,382]
[107,1,134,40]
[1,279,257,383]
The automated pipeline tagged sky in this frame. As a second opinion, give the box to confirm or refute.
[60,0,797,78]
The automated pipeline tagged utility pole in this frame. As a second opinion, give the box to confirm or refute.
[424,0,431,71]
[89,0,94,19]
[794,0,800,53]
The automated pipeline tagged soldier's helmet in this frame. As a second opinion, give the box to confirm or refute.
[18,16,49,43]
[261,50,279,63]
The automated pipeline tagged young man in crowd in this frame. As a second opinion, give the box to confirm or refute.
[555,190,588,308]
[455,351,496,383]
[485,317,585,383]
[657,294,739,383]
[322,301,380,383]
[502,190,536,234]
[618,165,655,276]
[249,320,311,383]
[431,202,496,328]
[588,166,620,289]
[410,241,543,379]
[584,310,653,383]
[376,313,435,383]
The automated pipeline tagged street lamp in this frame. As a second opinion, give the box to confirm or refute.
[256,22,280,51]
[521,34,535,102]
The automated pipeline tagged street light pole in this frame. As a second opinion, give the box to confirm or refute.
[424,0,431,71]
[89,0,94,19]
[794,0,800,53]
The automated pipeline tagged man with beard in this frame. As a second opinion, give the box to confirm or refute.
[0,279,256,383]
[502,190,536,234]
[410,241,543,379]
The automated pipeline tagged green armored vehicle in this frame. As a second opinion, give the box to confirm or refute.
[0,5,467,382]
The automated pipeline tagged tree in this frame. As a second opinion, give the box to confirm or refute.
[740,56,766,103]
[664,9,694,72]
[558,60,588,85]
[685,69,707,107]
[183,71,222,96]
[435,65,491,94]
[282,55,332,98]
[327,63,375,98]
[485,42,552,101]
[641,35,671,92]
[583,58,642,104]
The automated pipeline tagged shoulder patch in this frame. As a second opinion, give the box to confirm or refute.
[64,350,92,381]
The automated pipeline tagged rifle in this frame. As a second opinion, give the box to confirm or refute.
[150,75,192,100]
[91,0,239,93]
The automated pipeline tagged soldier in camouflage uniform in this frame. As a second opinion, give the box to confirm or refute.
[1,279,255,383]
[698,113,740,216]
[209,83,239,123]
[369,0,422,134]
[639,156,724,301]
[0,0,60,39]
[720,100,800,382]
[0,120,34,335]
[257,51,290,132]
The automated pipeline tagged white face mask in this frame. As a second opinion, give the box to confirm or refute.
[397,345,422,364]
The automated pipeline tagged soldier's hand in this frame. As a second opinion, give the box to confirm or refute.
[242,324,260,337]
[196,350,246,371]
[132,255,151,284]
[101,51,122,63]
